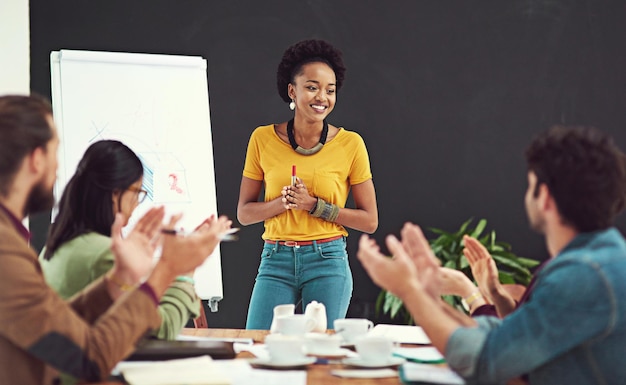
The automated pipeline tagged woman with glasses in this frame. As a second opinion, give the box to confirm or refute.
[40,140,200,347]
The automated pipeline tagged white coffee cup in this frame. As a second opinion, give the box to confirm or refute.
[333,318,374,343]
[274,314,317,336]
[264,334,305,363]
[304,333,342,355]
[270,304,296,333]
[354,335,394,364]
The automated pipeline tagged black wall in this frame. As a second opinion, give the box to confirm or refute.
[29,0,626,328]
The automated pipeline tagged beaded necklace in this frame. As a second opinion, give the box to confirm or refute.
[286,119,328,155]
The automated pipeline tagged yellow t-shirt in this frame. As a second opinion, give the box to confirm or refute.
[243,124,372,240]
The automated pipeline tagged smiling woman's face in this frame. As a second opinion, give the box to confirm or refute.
[288,62,337,123]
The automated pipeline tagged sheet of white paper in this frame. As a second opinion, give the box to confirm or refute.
[331,369,398,378]
[118,355,231,385]
[214,360,307,385]
[238,344,270,360]
[368,324,431,344]
[400,362,465,384]
[117,359,307,385]
[177,333,254,345]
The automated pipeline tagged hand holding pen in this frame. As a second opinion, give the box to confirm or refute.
[161,227,239,241]
[158,214,233,275]
[161,214,239,241]
[108,208,234,300]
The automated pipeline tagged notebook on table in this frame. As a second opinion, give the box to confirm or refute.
[125,339,236,361]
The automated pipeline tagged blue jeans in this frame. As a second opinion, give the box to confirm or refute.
[245,237,353,330]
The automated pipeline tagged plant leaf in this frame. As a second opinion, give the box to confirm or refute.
[390,296,404,318]
[471,219,487,238]
[516,257,541,268]
[428,227,452,236]
[456,218,474,236]
[441,295,456,308]
[498,271,516,284]
[495,240,512,250]
[511,271,532,286]
[441,249,456,262]
[375,290,386,317]
[459,255,469,269]
[478,233,490,245]
[492,254,532,277]
[490,244,505,252]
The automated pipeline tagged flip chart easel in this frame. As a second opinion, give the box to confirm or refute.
[50,49,223,311]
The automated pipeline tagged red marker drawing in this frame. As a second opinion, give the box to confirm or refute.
[168,173,183,194]
[291,165,297,186]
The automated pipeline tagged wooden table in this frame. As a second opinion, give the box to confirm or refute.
[180,327,404,385]
[91,328,525,385]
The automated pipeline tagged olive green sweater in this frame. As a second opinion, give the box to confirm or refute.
[40,232,201,340]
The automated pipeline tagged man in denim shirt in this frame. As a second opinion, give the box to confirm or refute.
[358,125,626,385]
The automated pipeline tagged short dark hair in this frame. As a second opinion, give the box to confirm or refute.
[276,39,346,103]
[42,140,143,260]
[0,94,53,196]
[525,125,626,232]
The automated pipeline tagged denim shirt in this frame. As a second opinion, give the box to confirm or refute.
[446,228,626,385]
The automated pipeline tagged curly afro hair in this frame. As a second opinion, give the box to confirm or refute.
[276,39,346,103]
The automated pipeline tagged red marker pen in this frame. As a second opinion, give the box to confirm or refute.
[291,165,297,186]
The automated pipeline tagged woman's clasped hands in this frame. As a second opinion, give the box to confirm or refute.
[281,177,317,212]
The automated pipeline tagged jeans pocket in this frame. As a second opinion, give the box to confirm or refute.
[318,240,347,260]
[261,245,275,259]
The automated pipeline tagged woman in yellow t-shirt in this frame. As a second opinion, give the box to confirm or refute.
[238,39,378,329]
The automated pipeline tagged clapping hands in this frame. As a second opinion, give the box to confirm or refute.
[110,206,165,286]
[108,207,232,298]
[357,222,443,300]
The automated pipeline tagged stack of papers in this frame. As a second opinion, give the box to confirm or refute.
[393,347,445,364]
[118,355,231,385]
[399,362,465,384]
[368,324,431,344]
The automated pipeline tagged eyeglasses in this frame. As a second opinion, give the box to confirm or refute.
[127,186,148,203]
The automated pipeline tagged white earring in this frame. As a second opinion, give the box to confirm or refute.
[289,100,296,111]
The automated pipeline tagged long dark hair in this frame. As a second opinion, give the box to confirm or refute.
[42,140,143,260]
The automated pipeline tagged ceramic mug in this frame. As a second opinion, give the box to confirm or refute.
[303,333,342,355]
[274,314,317,336]
[333,318,374,344]
[264,334,305,363]
[269,304,296,334]
[354,335,394,364]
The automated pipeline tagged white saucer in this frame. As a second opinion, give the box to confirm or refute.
[342,356,406,368]
[250,356,316,369]
[306,347,351,358]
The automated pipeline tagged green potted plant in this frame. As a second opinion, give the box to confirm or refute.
[375,218,539,325]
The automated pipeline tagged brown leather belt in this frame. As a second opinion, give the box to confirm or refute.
[265,235,343,247]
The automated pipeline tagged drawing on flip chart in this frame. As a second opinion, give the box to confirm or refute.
[51,50,223,305]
